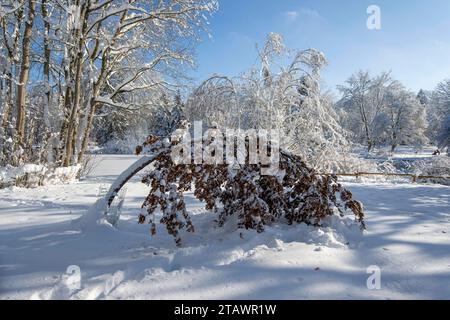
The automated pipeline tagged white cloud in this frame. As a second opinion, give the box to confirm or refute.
[285,8,322,22]
[286,11,299,21]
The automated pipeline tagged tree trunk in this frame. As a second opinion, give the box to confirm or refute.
[1,73,12,134]
[0,63,14,165]
[63,51,83,167]
[390,131,397,153]
[14,0,35,159]
[41,0,53,163]
[1,6,22,155]
[77,100,98,164]
[62,2,89,167]
[2,71,13,140]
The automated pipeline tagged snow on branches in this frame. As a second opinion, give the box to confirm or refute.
[135,123,365,246]
[185,33,350,173]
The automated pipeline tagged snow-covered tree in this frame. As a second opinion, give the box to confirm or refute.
[382,83,428,151]
[417,89,429,106]
[337,71,394,151]
[0,0,217,173]
[337,71,428,152]
[186,33,352,172]
[151,92,185,137]
[57,0,218,166]
[430,79,450,153]
[0,0,28,165]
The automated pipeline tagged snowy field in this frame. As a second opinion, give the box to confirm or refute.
[1,154,449,300]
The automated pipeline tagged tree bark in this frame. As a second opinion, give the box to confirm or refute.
[14,0,35,158]
[62,2,90,167]
[77,99,98,164]
[1,73,12,135]
[41,0,53,163]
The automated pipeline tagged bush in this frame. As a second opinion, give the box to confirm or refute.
[0,164,80,189]
[411,156,450,185]
[77,154,102,179]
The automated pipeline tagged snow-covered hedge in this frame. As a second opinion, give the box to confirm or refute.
[134,131,365,246]
[411,156,450,185]
[0,164,80,189]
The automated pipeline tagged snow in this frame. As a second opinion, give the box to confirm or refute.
[1,155,449,300]
[0,164,80,187]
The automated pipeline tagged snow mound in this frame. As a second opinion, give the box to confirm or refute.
[116,205,362,255]
[0,164,80,188]
[72,198,115,233]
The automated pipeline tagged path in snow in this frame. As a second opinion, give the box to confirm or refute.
[0,155,449,299]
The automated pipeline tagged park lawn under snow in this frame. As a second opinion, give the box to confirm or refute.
[0,155,449,300]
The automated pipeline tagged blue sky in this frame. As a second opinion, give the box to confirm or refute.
[189,0,450,93]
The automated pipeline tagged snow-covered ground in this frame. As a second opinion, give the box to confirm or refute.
[1,155,449,300]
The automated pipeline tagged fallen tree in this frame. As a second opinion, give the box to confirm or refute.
[97,122,365,246]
